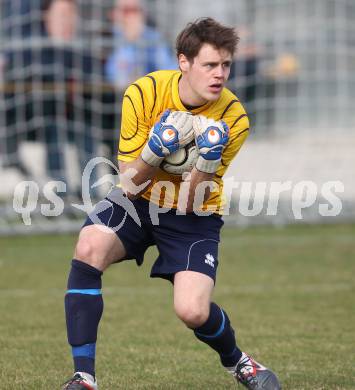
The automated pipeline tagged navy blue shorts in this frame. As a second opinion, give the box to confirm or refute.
[83,188,224,282]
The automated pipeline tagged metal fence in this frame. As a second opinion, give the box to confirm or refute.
[0,0,354,234]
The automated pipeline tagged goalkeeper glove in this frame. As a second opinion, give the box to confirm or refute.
[141,110,194,167]
[193,115,229,174]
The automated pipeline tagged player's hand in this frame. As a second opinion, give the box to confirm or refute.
[141,110,194,167]
[193,115,230,173]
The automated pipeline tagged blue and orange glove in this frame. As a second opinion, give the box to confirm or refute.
[193,115,230,173]
[141,110,194,167]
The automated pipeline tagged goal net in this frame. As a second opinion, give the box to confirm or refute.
[0,0,354,235]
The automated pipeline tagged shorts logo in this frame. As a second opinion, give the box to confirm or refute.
[204,253,215,268]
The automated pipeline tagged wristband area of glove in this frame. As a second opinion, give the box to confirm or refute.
[195,155,220,174]
[141,143,165,167]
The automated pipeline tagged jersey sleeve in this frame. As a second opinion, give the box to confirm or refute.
[117,83,151,162]
[216,108,250,178]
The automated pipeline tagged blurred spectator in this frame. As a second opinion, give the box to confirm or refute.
[1,0,35,176]
[2,0,101,196]
[40,0,99,190]
[229,24,300,130]
[228,26,261,126]
[262,50,300,128]
[45,0,77,42]
[264,52,300,79]
[105,0,176,91]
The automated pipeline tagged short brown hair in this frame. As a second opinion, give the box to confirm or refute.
[176,17,239,61]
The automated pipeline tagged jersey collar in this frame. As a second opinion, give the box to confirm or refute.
[171,72,214,114]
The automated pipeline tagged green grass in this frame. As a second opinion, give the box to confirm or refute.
[0,224,354,389]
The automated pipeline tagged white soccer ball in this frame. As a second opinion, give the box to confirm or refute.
[161,141,199,175]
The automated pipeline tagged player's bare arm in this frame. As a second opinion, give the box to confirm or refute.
[119,157,158,200]
[120,156,214,209]
[178,167,213,213]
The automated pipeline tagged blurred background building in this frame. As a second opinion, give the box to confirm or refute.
[0,0,354,234]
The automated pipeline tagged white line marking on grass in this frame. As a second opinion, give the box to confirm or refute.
[0,283,352,298]
[225,234,355,247]
[217,282,353,295]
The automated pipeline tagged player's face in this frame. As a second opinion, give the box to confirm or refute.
[179,43,232,106]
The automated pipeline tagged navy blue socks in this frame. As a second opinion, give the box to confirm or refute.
[65,261,241,374]
[65,259,103,377]
[194,302,242,367]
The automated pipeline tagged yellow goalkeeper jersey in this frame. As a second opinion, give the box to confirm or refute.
[118,70,249,213]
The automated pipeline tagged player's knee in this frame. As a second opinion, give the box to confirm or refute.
[174,302,209,328]
[74,236,106,269]
[74,237,95,263]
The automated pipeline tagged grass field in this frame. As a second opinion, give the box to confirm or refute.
[0,224,354,389]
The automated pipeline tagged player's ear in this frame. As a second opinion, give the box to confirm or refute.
[178,54,190,72]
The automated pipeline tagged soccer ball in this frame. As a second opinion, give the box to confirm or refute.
[161,141,199,175]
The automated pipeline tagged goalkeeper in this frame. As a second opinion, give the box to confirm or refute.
[62,18,281,390]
